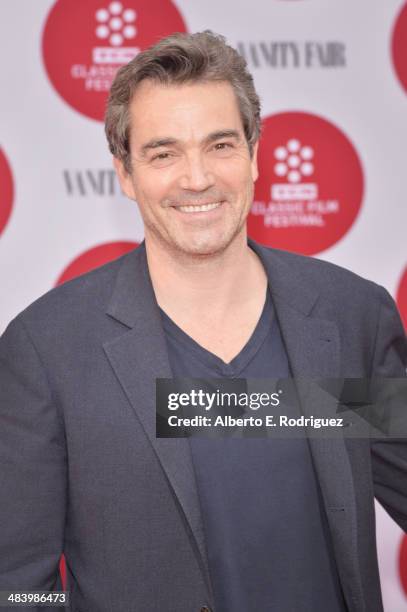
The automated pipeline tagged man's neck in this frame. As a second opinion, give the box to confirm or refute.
[145,232,268,325]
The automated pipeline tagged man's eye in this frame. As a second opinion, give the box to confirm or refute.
[214,142,232,150]
[152,152,171,161]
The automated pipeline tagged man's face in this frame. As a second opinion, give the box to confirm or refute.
[114,79,258,257]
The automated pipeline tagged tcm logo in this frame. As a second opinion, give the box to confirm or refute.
[93,2,139,64]
[272,139,317,201]
[42,0,186,121]
[0,148,14,238]
[248,112,364,255]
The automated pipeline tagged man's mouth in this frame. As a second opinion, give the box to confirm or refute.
[175,202,223,213]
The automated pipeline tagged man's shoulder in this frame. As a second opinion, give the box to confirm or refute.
[256,242,382,302]
[8,246,140,334]
[255,244,401,360]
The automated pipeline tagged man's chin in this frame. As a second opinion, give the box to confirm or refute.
[172,237,231,259]
[169,223,249,259]
[146,224,244,259]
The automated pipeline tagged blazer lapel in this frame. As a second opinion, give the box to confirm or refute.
[250,240,366,612]
[102,243,212,597]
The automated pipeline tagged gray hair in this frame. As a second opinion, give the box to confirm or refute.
[105,30,261,172]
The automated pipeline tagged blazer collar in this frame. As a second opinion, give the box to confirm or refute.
[106,240,153,329]
[106,238,320,328]
[248,238,320,317]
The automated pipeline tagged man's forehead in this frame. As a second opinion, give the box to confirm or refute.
[128,79,245,145]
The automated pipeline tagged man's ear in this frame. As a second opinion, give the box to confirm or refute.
[251,141,259,183]
[113,157,136,200]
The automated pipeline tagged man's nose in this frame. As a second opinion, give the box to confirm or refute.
[178,152,215,191]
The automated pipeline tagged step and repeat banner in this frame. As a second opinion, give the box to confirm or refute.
[0,0,406,609]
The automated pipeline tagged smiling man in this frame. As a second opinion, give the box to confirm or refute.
[0,31,406,612]
[115,79,256,257]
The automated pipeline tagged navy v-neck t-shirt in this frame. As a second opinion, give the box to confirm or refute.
[159,288,346,612]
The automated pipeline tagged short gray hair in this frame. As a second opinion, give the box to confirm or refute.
[105,31,261,172]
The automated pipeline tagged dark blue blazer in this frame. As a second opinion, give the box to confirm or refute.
[0,239,406,612]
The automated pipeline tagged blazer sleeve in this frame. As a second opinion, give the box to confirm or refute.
[370,286,407,532]
[0,316,67,609]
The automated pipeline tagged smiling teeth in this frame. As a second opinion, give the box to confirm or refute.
[178,202,221,213]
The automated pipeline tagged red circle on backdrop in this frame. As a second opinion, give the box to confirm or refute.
[59,556,66,589]
[392,2,407,95]
[248,112,364,255]
[399,534,407,597]
[42,0,187,121]
[56,241,138,285]
[0,148,14,238]
[396,267,407,330]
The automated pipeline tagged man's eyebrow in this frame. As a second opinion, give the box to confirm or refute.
[141,138,178,155]
[204,129,242,145]
[140,130,242,156]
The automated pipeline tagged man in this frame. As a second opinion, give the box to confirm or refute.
[0,31,406,612]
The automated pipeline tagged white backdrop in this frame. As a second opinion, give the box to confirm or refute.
[0,1,406,608]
